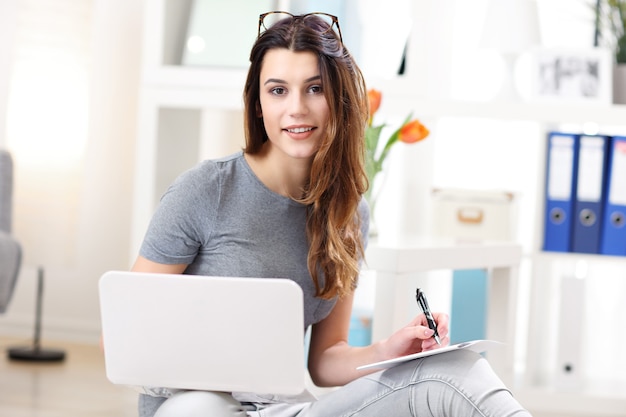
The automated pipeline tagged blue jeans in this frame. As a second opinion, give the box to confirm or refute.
[140,350,531,417]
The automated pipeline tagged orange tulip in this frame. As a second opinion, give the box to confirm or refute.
[363,90,430,210]
[399,119,430,144]
[367,89,382,121]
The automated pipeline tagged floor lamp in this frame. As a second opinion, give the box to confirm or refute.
[8,266,66,362]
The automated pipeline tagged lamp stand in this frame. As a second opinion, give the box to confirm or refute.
[7,266,66,362]
[494,53,522,102]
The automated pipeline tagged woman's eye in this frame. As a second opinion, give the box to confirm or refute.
[270,87,286,95]
[309,85,323,94]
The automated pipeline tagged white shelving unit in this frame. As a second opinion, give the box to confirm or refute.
[366,238,522,387]
[134,1,626,415]
[522,251,626,415]
[381,96,626,126]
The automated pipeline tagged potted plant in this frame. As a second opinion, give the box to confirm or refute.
[593,0,626,102]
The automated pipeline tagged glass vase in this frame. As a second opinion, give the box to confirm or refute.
[364,171,385,239]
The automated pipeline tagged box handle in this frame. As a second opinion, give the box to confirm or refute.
[457,207,484,225]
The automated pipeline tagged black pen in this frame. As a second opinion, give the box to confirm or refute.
[416,288,441,345]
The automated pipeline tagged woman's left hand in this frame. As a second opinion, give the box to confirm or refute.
[379,312,450,360]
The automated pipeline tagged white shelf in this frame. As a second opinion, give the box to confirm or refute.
[140,85,244,110]
[534,250,626,264]
[142,65,248,91]
[367,237,522,272]
[382,95,626,127]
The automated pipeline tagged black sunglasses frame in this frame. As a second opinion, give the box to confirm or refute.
[257,11,343,43]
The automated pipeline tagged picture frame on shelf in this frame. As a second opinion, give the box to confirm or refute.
[529,47,613,105]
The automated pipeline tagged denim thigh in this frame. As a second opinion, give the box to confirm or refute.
[257,350,530,417]
[138,394,167,417]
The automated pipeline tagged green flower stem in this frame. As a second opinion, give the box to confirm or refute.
[364,113,413,206]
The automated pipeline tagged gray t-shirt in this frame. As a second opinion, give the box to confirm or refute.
[140,151,369,329]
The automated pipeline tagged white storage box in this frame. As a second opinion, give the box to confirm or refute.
[431,188,517,241]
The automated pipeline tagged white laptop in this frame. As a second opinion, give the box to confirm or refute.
[98,271,307,395]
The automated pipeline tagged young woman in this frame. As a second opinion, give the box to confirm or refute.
[133,12,532,417]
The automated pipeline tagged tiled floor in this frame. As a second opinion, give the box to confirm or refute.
[0,337,137,417]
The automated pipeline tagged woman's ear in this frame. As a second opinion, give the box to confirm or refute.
[256,102,263,118]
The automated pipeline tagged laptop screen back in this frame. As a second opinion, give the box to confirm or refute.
[99,271,306,395]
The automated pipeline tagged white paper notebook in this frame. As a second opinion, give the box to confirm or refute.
[99,271,308,395]
[357,340,503,370]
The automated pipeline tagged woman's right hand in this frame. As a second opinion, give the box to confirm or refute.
[379,312,450,360]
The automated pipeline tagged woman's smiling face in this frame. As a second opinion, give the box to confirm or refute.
[258,48,330,161]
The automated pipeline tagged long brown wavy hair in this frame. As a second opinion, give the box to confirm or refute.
[243,14,369,299]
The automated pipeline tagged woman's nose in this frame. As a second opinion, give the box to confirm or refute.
[288,92,308,116]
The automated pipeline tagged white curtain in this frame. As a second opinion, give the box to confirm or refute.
[6,0,93,267]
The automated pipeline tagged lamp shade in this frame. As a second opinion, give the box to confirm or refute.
[480,0,541,53]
